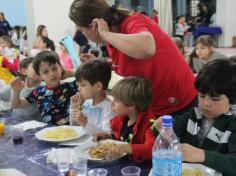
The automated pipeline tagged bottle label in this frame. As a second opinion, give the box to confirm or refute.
[152,152,182,176]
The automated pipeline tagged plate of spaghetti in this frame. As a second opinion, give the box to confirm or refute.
[35,126,85,142]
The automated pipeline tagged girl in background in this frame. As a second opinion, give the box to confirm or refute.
[0,36,19,85]
[36,25,55,51]
[189,35,227,74]
[59,35,80,70]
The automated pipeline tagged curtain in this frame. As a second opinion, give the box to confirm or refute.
[154,0,173,36]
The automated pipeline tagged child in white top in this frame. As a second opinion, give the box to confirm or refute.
[70,59,116,136]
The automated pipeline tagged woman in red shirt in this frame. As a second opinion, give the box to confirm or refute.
[69,0,197,116]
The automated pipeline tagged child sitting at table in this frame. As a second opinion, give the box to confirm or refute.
[0,57,41,119]
[70,59,116,135]
[189,35,227,74]
[95,76,156,163]
[10,50,78,125]
[0,35,20,85]
[152,59,236,176]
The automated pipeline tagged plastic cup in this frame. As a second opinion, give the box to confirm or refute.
[56,148,70,174]
[12,125,23,145]
[72,152,87,176]
[0,118,5,135]
[88,168,108,176]
[121,166,141,176]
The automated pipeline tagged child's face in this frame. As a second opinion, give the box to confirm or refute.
[195,43,212,60]
[22,63,40,81]
[59,44,67,53]
[198,93,231,119]
[77,79,97,100]
[41,28,48,37]
[38,62,62,88]
[111,97,130,115]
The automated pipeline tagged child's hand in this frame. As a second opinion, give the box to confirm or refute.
[154,117,162,132]
[181,143,205,162]
[80,53,96,63]
[106,144,125,160]
[95,132,112,141]
[10,77,24,91]
[70,92,84,107]
[73,111,87,127]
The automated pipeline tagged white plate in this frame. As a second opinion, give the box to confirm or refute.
[35,126,86,142]
[0,169,26,176]
[148,163,222,176]
[73,139,127,161]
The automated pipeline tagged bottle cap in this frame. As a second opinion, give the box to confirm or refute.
[162,115,173,127]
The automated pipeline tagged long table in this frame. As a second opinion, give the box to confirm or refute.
[0,111,151,176]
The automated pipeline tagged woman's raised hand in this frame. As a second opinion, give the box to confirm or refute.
[92,18,109,40]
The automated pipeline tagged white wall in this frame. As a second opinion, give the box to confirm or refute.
[216,0,236,47]
[24,0,76,50]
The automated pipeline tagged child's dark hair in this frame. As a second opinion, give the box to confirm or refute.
[75,59,112,89]
[112,76,151,112]
[33,50,61,75]
[19,57,33,79]
[195,59,236,104]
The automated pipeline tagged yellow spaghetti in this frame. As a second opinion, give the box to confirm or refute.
[42,127,78,140]
[182,168,205,176]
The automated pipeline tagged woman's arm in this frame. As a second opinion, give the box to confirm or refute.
[93,18,156,59]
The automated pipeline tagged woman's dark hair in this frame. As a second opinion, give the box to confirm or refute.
[41,36,55,51]
[33,50,61,75]
[195,59,236,104]
[69,0,130,27]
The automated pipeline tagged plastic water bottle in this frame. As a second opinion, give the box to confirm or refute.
[152,115,182,176]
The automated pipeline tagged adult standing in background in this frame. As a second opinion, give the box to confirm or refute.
[36,25,55,51]
[69,0,197,116]
[0,12,11,36]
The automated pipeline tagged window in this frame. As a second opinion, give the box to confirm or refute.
[190,0,200,16]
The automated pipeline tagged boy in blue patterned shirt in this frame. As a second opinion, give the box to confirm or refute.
[10,51,77,125]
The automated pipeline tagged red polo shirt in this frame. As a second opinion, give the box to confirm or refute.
[106,14,197,115]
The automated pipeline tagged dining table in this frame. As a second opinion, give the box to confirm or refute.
[0,111,151,176]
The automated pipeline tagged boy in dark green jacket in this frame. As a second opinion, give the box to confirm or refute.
[152,59,236,176]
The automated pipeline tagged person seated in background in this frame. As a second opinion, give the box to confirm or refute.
[36,24,55,51]
[31,36,54,56]
[189,35,227,74]
[0,57,41,120]
[152,59,236,176]
[59,35,80,70]
[95,76,156,163]
[175,15,189,41]
[151,9,159,24]
[70,59,116,136]
[73,30,90,55]
[10,51,77,125]
[172,37,186,56]
[0,35,19,85]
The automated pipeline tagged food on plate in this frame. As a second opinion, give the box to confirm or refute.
[42,127,78,140]
[182,168,205,176]
[89,142,117,159]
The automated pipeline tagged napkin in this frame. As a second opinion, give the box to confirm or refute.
[14,120,47,131]
[47,148,72,164]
